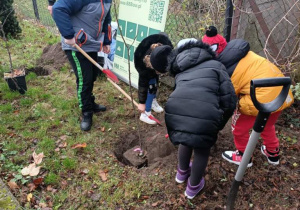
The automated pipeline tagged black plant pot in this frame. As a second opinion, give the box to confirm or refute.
[5,74,27,95]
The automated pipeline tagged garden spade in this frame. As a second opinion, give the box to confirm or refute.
[226,77,291,210]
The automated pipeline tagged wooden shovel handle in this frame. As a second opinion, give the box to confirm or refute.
[107,78,139,107]
[73,44,104,71]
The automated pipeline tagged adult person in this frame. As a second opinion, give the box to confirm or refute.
[50,0,112,131]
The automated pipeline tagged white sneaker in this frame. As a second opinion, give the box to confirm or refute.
[151,99,164,113]
[140,111,157,125]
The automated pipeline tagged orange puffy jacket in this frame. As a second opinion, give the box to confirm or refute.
[232,51,294,116]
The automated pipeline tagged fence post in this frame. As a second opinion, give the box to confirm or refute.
[32,0,40,21]
[224,0,233,42]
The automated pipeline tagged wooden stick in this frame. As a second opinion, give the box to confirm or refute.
[107,78,139,107]
[73,44,104,71]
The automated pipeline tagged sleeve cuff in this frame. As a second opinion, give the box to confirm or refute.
[48,0,55,6]
[64,35,74,39]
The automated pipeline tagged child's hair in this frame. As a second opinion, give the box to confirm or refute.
[143,43,163,69]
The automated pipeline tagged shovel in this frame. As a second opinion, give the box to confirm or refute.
[226,77,291,210]
[107,78,163,125]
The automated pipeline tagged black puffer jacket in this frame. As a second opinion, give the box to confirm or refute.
[165,41,237,148]
[217,39,250,76]
[134,34,173,103]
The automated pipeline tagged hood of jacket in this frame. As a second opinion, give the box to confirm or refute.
[168,41,216,76]
[134,34,173,76]
[216,39,250,77]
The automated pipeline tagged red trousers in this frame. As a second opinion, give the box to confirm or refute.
[231,110,281,153]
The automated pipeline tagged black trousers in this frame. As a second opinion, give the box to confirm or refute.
[65,50,98,113]
[178,145,211,186]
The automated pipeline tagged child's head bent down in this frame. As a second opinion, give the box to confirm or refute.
[148,45,172,73]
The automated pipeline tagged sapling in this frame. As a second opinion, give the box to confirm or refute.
[0,9,25,91]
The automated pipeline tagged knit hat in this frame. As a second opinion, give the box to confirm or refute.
[202,26,227,55]
[150,45,172,73]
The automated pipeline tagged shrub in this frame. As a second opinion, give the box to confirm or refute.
[0,0,22,38]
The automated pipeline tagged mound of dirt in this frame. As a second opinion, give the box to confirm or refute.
[114,114,234,170]
[35,43,69,75]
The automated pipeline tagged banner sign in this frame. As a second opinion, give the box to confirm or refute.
[112,0,170,88]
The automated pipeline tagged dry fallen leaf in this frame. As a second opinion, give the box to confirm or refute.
[71,143,87,149]
[28,183,36,192]
[8,181,19,190]
[21,163,41,176]
[13,110,20,114]
[101,127,105,132]
[59,135,67,141]
[33,178,43,186]
[27,193,33,202]
[60,180,68,189]
[39,202,47,208]
[152,201,159,207]
[98,170,108,182]
[46,185,53,192]
[32,151,44,165]
[58,142,67,148]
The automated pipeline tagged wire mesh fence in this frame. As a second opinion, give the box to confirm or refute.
[231,0,300,78]
[14,0,58,34]
[165,0,227,46]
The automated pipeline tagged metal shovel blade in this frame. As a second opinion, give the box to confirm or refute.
[102,69,119,83]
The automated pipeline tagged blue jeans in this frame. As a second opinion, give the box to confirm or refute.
[145,78,157,112]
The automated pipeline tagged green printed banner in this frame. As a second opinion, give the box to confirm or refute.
[112,0,170,88]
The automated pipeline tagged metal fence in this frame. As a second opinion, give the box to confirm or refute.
[14,0,58,34]
[230,0,300,69]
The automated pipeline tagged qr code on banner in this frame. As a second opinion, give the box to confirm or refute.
[148,0,165,23]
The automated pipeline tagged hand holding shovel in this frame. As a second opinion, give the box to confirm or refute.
[73,30,119,83]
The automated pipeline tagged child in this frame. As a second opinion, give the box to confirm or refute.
[149,40,237,199]
[134,34,173,124]
[202,27,294,166]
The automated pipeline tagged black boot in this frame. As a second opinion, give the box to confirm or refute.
[80,112,93,131]
[93,103,106,113]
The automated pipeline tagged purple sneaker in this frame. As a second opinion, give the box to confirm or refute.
[184,177,205,199]
[175,162,192,184]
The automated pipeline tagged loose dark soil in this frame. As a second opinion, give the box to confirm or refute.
[33,43,69,75]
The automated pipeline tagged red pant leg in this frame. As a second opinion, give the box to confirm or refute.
[232,110,256,153]
[260,111,281,151]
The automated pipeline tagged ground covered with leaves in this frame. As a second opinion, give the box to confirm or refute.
[0,20,299,209]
